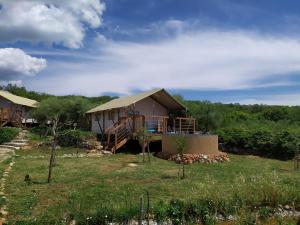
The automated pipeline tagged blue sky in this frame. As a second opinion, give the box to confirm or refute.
[1,0,300,105]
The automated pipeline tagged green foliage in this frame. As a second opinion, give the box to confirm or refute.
[183,99,300,160]
[218,125,299,159]
[0,127,19,144]
[185,100,222,133]
[5,152,300,223]
[260,106,289,122]
[57,129,96,147]
[167,199,185,225]
[258,206,273,221]
[3,84,300,160]
[236,210,256,225]
[1,84,115,107]
[175,136,187,155]
[32,97,94,132]
[1,84,52,102]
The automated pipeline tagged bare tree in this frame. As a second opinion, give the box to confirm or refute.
[32,97,73,183]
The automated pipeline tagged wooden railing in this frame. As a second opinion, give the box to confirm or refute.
[173,117,196,134]
[106,117,132,153]
[104,115,197,152]
[144,115,168,134]
[133,115,169,134]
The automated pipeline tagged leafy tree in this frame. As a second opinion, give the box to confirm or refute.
[260,107,289,122]
[186,101,222,133]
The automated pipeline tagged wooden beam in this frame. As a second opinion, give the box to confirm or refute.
[102,111,105,132]
[95,113,103,134]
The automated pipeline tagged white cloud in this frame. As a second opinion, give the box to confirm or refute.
[237,93,300,106]
[0,48,46,81]
[27,29,300,100]
[0,0,105,48]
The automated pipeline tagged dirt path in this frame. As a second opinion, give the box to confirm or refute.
[0,130,29,162]
[0,130,28,223]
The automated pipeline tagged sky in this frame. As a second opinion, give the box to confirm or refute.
[1,0,300,105]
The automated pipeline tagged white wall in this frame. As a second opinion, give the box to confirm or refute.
[134,97,168,117]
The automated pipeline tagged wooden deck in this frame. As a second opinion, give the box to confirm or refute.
[103,115,196,153]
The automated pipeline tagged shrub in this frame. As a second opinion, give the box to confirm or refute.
[167,199,185,225]
[152,200,168,223]
[218,125,300,159]
[258,206,273,221]
[236,210,256,225]
[0,127,19,144]
[57,129,96,147]
[29,125,49,137]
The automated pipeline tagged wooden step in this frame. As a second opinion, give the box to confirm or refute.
[111,138,128,152]
[0,145,20,150]
[3,141,28,147]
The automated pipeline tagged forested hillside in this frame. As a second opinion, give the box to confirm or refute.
[2,85,299,160]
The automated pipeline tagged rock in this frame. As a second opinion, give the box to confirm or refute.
[216,214,225,221]
[88,149,97,154]
[101,150,112,155]
[284,205,291,210]
[128,163,138,167]
[227,215,236,221]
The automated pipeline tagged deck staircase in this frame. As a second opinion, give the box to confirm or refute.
[104,117,133,153]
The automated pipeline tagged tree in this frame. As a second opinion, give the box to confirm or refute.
[62,96,92,130]
[32,97,73,183]
[175,136,187,179]
[187,101,222,133]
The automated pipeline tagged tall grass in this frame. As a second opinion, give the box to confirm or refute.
[4,152,300,224]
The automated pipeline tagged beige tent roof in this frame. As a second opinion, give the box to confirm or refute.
[0,90,39,108]
[86,88,186,114]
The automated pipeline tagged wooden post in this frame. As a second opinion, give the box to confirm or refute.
[139,195,144,225]
[193,119,196,134]
[173,118,176,133]
[142,136,145,163]
[102,111,105,131]
[142,115,145,132]
[147,140,151,162]
[115,129,118,153]
[146,191,150,225]
[106,130,111,151]
[179,118,182,134]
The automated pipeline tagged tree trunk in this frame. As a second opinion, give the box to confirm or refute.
[139,195,144,225]
[47,118,58,183]
[142,136,145,163]
[147,140,151,162]
[47,139,56,183]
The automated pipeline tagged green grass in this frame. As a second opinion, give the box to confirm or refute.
[5,149,300,224]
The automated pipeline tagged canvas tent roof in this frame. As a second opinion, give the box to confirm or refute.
[0,90,39,108]
[86,88,186,114]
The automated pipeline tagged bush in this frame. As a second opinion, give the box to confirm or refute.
[29,125,49,137]
[0,127,19,144]
[218,125,299,159]
[56,129,96,147]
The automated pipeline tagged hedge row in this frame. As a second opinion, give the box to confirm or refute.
[0,127,19,144]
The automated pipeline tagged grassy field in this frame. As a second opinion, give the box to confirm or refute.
[4,148,300,224]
